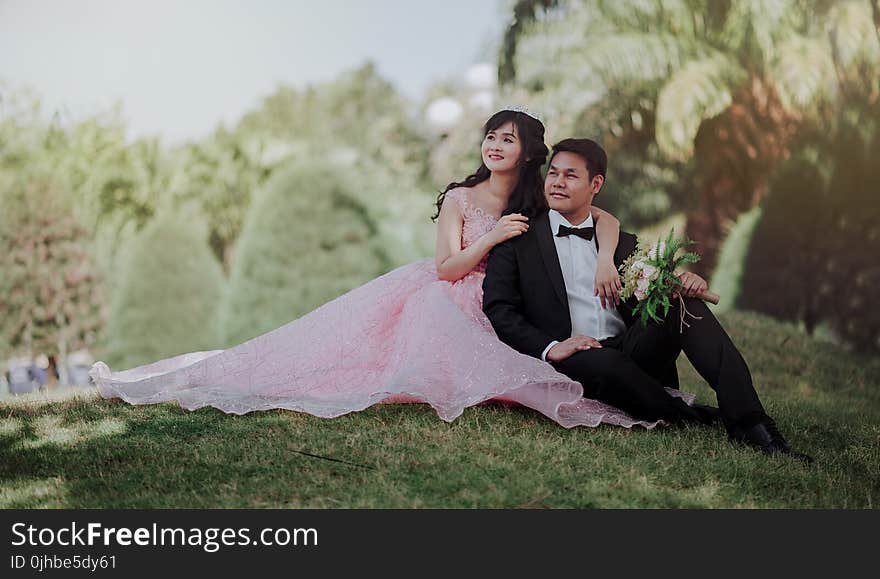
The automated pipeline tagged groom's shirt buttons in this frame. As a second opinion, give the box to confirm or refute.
[548,210,626,345]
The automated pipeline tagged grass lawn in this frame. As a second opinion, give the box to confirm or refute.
[1,311,878,508]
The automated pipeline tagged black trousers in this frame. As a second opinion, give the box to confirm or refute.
[551,297,767,430]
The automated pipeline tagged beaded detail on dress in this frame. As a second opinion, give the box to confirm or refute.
[449,187,498,274]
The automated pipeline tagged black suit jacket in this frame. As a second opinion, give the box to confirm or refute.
[482,210,679,387]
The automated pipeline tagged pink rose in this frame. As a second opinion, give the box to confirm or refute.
[634,288,647,301]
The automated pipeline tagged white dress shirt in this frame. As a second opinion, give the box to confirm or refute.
[540,210,627,361]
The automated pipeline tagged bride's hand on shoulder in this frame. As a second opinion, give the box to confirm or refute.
[488,213,529,246]
[594,256,621,309]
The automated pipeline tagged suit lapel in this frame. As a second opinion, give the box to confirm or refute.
[534,212,569,309]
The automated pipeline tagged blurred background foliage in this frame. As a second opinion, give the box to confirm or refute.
[220,161,390,347]
[1,0,878,386]
[104,207,224,370]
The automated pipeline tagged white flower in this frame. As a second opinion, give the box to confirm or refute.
[641,265,656,279]
[648,241,667,260]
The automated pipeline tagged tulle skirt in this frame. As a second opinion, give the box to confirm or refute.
[91,259,691,428]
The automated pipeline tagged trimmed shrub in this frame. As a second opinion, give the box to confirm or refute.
[709,206,762,314]
[738,107,880,353]
[221,161,389,346]
[106,208,224,369]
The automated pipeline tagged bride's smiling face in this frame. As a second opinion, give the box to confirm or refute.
[481,121,522,173]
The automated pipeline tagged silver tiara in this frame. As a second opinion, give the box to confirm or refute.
[497,105,543,122]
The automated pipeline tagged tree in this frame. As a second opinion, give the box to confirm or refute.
[234,63,437,266]
[824,109,880,352]
[0,86,177,245]
[499,0,561,85]
[0,173,105,383]
[736,151,829,333]
[738,101,880,353]
[104,208,225,370]
[0,86,188,307]
[220,161,390,347]
[500,0,879,274]
[238,62,431,187]
[180,128,273,273]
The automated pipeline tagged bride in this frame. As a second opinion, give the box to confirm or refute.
[90,109,686,428]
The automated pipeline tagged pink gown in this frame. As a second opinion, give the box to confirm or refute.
[90,187,690,428]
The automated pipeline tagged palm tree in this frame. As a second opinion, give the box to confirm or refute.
[501,0,879,275]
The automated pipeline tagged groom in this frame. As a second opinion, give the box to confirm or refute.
[482,138,811,461]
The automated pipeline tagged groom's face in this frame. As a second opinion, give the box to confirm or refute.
[544,151,603,222]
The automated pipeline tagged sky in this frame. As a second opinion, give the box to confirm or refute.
[0,0,505,143]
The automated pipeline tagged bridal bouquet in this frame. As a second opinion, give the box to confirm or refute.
[618,228,720,328]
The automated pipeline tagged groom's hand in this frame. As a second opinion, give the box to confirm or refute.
[546,335,603,362]
[677,272,708,298]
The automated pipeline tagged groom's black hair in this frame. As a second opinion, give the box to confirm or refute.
[549,139,607,180]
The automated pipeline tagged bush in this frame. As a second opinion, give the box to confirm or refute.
[220,160,389,346]
[738,106,880,353]
[105,208,225,369]
[738,154,828,331]
[709,206,762,314]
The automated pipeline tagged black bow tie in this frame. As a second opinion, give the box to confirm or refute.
[556,225,595,241]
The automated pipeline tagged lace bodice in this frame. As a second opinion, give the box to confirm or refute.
[444,187,499,273]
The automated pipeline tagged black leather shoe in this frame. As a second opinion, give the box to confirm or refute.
[729,420,814,463]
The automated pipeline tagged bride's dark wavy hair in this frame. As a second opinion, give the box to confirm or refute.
[431,110,549,221]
